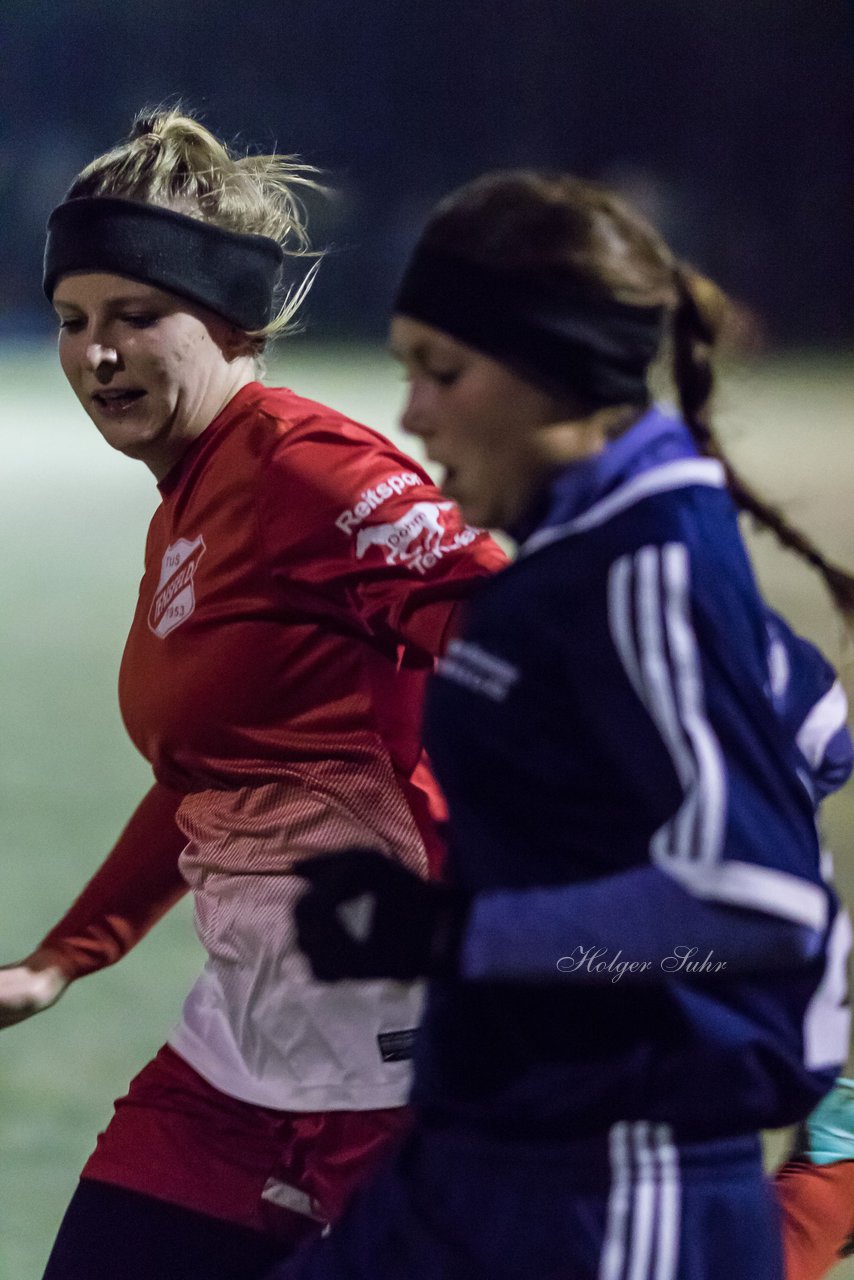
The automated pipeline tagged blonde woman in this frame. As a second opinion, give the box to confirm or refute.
[0,111,503,1279]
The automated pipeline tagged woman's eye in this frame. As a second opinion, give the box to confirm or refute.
[123,313,158,328]
[58,318,84,332]
[430,369,459,387]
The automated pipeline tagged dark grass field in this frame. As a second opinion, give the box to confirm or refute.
[1,348,852,1277]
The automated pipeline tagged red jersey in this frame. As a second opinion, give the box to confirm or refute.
[38,381,505,1108]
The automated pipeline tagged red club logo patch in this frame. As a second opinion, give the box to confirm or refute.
[148,536,206,638]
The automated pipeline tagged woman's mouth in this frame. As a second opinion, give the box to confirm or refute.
[92,388,147,415]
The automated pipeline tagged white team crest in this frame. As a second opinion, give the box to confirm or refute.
[148,536,206,638]
[354,501,475,576]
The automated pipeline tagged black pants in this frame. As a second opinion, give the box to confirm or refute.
[43,1179,290,1280]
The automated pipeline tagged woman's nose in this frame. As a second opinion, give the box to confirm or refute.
[84,342,119,374]
[400,383,432,439]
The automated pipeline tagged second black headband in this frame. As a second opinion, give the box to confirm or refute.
[395,246,665,405]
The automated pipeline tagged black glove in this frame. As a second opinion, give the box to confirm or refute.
[294,850,469,981]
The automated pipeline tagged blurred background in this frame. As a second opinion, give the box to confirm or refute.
[0,1,852,1276]
[1,0,852,344]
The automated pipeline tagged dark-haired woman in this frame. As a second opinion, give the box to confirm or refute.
[0,112,504,1280]
[286,170,853,1280]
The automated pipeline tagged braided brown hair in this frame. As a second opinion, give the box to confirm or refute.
[671,263,854,623]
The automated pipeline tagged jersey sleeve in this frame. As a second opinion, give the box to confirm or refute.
[596,538,832,930]
[765,609,853,803]
[461,534,839,984]
[31,782,189,981]
[256,414,507,658]
[461,862,822,983]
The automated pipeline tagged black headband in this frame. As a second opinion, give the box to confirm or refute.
[394,245,665,404]
[43,197,285,331]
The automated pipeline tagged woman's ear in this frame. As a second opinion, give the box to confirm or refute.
[224,326,258,362]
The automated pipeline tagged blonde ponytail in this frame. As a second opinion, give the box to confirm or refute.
[66,106,326,337]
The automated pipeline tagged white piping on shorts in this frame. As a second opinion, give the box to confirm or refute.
[599,1121,681,1280]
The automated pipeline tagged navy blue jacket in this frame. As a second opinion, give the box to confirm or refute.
[415,407,851,1141]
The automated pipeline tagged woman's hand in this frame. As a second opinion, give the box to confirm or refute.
[295,850,468,982]
[0,961,68,1028]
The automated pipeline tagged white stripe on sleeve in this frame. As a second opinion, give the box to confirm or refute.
[797,679,849,772]
[660,543,727,867]
[607,543,827,932]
